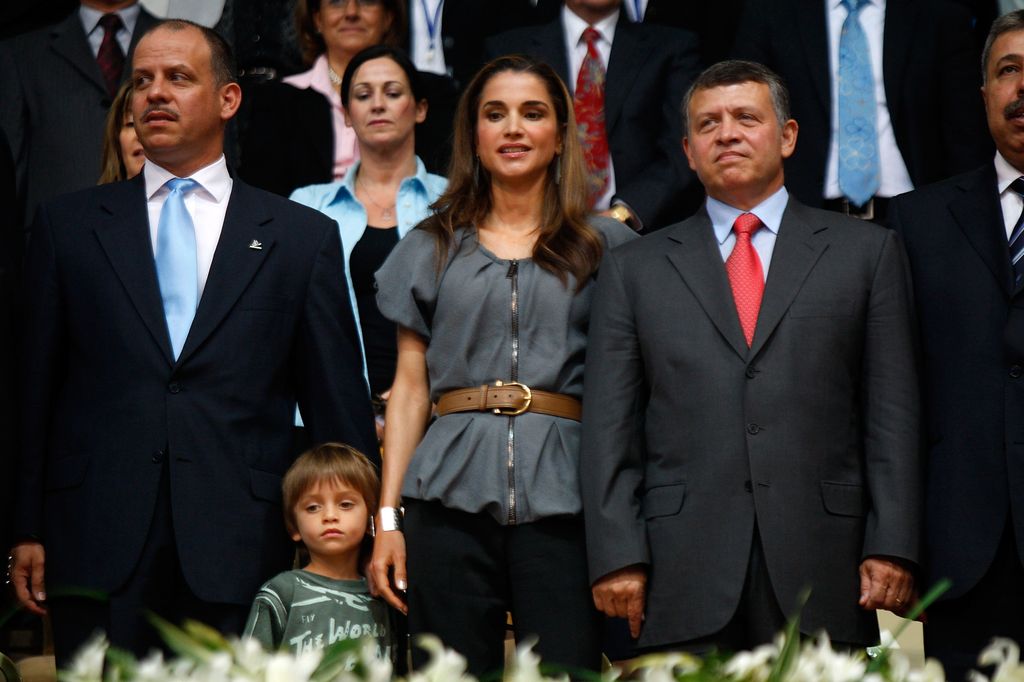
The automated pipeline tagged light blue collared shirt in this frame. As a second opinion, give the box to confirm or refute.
[706,186,789,280]
[290,157,447,380]
[80,3,141,58]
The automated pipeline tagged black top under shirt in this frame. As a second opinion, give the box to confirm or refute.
[351,225,399,396]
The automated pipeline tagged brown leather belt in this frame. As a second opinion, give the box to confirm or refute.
[436,381,582,421]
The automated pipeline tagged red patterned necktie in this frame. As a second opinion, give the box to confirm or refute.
[96,13,125,97]
[726,213,765,347]
[573,27,610,208]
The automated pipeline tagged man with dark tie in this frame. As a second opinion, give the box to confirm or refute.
[581,60,921,652]
[887,11,1024,679]
[485,0,702,231]
[8,19,376,665]
[0,1,160,225]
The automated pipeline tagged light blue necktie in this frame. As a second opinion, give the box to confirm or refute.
[837,0,880,207]
[155,177,200,359]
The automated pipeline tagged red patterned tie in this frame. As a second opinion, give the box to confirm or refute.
[726,213,765,347]
[573,27,610,208]
[96,13,125,97]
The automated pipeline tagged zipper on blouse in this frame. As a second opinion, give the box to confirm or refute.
[506,259,520,525]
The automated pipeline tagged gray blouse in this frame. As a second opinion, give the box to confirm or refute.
[375,217,637,525]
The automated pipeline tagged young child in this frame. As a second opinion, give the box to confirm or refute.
[243,443,394,660]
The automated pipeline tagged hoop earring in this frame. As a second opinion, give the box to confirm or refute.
[368,516,376,537]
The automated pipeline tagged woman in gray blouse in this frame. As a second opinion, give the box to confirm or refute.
[370,55,636,676]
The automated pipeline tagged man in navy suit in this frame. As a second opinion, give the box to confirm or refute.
[9,19,376,664]
[887,10,1024,680]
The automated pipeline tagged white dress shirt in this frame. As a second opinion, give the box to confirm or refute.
[995,152,1024,241]
[139,0,226,27]
[80,3,140,58]
[707,186,790,280]
[562,5,619,210]
[824,0,914,199]
[411,0,448,76]
[145,156,233,297]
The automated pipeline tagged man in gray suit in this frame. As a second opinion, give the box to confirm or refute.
[581,60,921,652]
[0,1,158,225]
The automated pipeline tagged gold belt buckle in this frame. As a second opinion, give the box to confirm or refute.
[492,380,532,416]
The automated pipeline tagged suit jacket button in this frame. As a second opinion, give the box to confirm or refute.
[152,449,164,463]
[746,423,760,435]
[745,365,758,379]
[744,480,753,493]
[1011,365,1023,379]
[168,382,182,394]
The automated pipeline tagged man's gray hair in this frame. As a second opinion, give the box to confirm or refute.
[982,10,1024,83]
[681,60,792,133]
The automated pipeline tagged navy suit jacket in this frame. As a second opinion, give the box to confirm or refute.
[15,175,377,604]
[485,14,703,230]
[732,0,991,207]
[888,165,1024,599]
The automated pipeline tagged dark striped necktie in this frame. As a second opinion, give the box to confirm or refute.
[1009,177,1024,289]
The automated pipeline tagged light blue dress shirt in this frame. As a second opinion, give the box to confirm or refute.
[290,156,447,380]
[706,186,790,280]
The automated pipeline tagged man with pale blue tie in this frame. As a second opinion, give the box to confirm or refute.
[9,18,375,665]
[733,0,991,223]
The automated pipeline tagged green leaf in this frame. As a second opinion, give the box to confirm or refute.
[146,613,215,663]
[768,588,810,682]
[182,619,230,651]
[310,636,362,682]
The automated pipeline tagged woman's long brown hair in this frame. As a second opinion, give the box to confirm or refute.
[420,54,603,291]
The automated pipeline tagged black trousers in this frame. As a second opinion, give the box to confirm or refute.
[639,526,790,656]
[925,518,1024,682]
[50,468,249,668]
[403,499,601,677]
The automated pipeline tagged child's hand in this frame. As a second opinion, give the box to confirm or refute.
[369,527,408,614]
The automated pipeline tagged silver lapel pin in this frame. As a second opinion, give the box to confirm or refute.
[248,239,263,250]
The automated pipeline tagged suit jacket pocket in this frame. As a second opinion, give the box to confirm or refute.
[642,482,686,519]
[820,481,867,517]
[789,300,855,318]
[250,468,283,504]
[45,454,90,491]
[239,294,292,312]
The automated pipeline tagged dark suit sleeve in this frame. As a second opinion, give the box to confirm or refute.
[580,249,650,582]
[860,229,922,564]
[14,203,64,539]
[293,219,378,463]
[611,31,702,229]
[0,40,26,217]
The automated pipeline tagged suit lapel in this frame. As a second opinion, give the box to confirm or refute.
[749,201,830,358]
[176,181,275,365]
[538,19,572,88]
[665,212,750,360]
[93,175,175,366]
[798,0,831,120]
[604,20,646,133]
[881,0,914,126]
[49,12,109,97]
[950,165,1013,297]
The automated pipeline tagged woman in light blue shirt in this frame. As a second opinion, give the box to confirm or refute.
[291,45,446,434]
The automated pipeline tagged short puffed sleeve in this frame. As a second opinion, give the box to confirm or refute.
[374,227,445,339]
[590,215,639,251]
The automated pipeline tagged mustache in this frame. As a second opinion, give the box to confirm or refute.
[142,105,179,121]
[1004,98,1024,119]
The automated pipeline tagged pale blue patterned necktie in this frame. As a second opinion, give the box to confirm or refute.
[837,0,880,207]
[155,177,200,359]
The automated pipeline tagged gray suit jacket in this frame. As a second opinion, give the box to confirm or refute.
[0,8,159,225]
[581,198,922,646]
